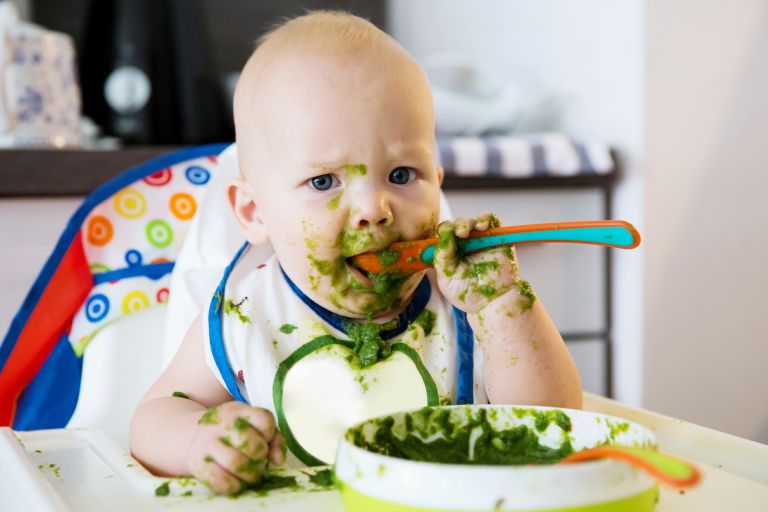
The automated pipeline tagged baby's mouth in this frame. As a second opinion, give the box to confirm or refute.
[345,256,374,287]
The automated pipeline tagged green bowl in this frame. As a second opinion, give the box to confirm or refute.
[335,405,659,512]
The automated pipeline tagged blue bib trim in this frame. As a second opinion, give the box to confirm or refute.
[280,267,431,340]
[208,242,249,403]
[453,307,475,405]
[209,243,476,405]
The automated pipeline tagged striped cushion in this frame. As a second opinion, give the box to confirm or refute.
[437,133,613,177]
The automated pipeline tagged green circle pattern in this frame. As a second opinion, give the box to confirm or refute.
[146,219,174,248]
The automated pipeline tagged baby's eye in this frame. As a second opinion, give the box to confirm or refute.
[389,167,416,185]
[308,174,339,191]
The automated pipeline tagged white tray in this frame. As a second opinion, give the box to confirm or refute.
[0,427,342,511]
[2,395,767,511]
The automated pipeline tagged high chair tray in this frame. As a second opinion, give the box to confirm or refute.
[1,394,767,511]
[0,427,341,511]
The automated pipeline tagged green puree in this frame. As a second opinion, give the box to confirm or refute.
[308,468,335,487]
[223,298,251,324]
[412,308,436,336]
[249,474,298,494]
[377,248,401,267]
[344,163,367,176]
[279,323,298,334]
[346,318,398,368]
[517,280,536,310]
[347,407,574,465]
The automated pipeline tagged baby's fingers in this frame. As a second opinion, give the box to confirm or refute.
[207,442,266,485]
[220,424,269,461]
[454,217,473,238]
[269,432,286,466]
[474,213,500,232]
[228,405,277,441]
[191,456,243,495]
[435,221,460,276]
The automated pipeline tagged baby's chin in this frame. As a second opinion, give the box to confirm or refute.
[298,270,424,320]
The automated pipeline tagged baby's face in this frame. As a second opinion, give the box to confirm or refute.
[239,51,441,318]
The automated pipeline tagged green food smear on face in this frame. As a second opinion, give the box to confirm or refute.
[224,298,251,324]
[347,407,573,465]
[377,248,400,267]
[340,230,374,258]
[198,407,220,425]
[326,193,342,211]
[171,391,189,399]
[308,468,335,487]
[344,163,367,176]
[204,455,215,463]
[412,308,436,336]
[155,481,170,497]
[279,323,298,334]
[365,270,408,312]
[346,318,398,368]
[517,280,537,310]
[309,255,345,282]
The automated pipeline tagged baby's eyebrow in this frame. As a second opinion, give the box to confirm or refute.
[306,161,344,171]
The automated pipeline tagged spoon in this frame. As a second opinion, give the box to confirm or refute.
[351,220,640,275]
[560,445,701,489]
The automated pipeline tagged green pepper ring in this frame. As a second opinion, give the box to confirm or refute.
[272,335,439,466]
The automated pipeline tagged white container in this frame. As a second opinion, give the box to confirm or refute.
[336,405,659,512]
[0,1,81,148]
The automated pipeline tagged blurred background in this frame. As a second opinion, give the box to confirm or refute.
[0,0,766,445]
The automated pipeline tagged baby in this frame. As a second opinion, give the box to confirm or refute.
[130,11,582,494]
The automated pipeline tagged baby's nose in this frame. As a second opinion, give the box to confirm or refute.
[352,195,393,228]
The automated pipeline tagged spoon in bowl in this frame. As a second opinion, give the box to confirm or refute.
[560,445,701,489]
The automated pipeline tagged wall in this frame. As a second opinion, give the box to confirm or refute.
[388,0,646,406]
[644,0,768,442]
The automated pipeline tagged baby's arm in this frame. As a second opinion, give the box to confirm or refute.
[129,315,284,494]
[433,215,582,408]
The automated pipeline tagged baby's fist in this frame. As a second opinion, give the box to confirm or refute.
[433,214,521,313]
[186,402,285,495]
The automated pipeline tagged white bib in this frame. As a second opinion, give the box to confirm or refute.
[203,245,485,466]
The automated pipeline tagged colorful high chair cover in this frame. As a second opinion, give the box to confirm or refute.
[0,144,228,429]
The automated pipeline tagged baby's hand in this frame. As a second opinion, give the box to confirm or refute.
[433,214,522,313]
[185,402,285,495]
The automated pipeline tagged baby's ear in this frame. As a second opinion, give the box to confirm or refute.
[437,165,444,186]
[227,177,269,245]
